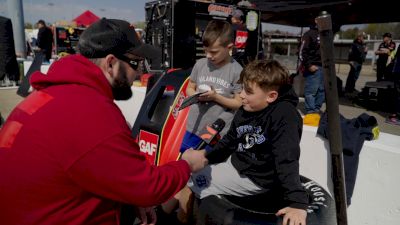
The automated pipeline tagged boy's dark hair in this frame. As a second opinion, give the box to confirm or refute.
[239,60,289,92]
[202,20,233,47]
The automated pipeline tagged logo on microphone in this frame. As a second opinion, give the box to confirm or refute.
[200,125,218,142]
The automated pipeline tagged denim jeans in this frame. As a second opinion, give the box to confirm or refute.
[304,66,325,114]
[345,61,362,92]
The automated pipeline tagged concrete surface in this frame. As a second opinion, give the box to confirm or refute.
[1,64,398,136]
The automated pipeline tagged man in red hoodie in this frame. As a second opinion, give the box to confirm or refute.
[0,18,208,225]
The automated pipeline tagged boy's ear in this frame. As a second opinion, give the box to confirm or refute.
[227,43,234,49]
[266,90,278,103]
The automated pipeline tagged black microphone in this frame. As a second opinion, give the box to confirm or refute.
[195,118,226,150]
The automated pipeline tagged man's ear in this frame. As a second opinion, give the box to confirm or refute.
[266,90,278,103]
[100,54,118,85]
[104,54,117,77]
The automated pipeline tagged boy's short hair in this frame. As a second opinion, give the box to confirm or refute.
[202,20,233,47]
[239,60,289,92]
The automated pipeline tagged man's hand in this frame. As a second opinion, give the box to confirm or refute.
[135,207,157,225]
[308,65,319,73]
[276,207,307,225]
[181,149,208,172]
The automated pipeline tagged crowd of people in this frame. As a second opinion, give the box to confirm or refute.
[1,7,400,225]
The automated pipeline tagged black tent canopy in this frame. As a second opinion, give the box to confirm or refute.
[246,0,400,27]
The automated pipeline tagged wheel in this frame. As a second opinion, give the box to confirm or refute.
[193,176,336,225]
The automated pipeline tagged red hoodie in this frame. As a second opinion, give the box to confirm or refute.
[0,55,190,225]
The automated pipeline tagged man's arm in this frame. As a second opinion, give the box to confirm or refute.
[67,132,206,207]
[375,43,390,55]
[300,33,313,71]
[36,28,45,49]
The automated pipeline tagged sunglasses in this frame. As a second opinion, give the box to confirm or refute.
[116,55,144,71]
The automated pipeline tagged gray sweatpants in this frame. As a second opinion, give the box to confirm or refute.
[188,156,264,199]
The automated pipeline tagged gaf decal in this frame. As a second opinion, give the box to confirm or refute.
[138,130,159,165]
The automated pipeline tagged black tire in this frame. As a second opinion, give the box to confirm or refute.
[193,175,336,225]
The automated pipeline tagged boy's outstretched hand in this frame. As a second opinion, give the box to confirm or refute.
[276,207,307,225]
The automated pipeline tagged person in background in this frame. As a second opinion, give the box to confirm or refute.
[0,16,20,86]
[299,20,325,126]
[231,9,249,66]
[375,32,396,81]
[386,45,400,125]
[345,32,368,93]
[0,112,4,127]
[36,19,54,62]
[0,18,208,225]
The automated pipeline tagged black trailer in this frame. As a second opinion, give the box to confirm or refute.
[144,0,263,70]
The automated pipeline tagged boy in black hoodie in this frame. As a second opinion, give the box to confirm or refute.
[181,60,308,225]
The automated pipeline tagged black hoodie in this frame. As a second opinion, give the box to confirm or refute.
[300,25,321,70]
[207,85,309,209]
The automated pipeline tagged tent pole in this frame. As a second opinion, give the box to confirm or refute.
[315,11,348,225]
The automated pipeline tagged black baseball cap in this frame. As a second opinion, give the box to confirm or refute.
[78,18,158,59]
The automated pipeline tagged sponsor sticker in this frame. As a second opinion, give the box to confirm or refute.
[208,4,233,17]
[139,130,159,165]
[235,30,248,48]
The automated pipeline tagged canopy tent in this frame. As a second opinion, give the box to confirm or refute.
[238,0,400,27]
[72,10,100,27]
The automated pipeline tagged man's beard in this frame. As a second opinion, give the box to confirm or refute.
[112,67,133,100]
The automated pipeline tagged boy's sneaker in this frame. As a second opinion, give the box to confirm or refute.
[385,115,400,126]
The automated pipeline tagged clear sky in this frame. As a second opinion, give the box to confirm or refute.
[0,0,148,25]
